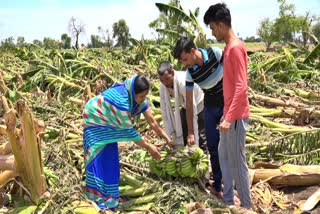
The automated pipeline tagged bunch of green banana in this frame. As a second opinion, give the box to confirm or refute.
[148,149,168,176]
[148,146,209,178]
[188,146,205,161]
[176,157,194,177]
[164,157,177,176]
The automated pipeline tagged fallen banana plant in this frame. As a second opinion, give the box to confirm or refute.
[296,188,320,213]
[251,181,291,212]
[0,95,46,204]
[246,129,320,164]
[250,114,310,133]
[251,93,309,109]
[250,164,320,187]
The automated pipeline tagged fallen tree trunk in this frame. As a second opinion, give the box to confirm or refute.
[250,114,310,133]
[250,106,320,120]
[252,93,309,109]
[251,164,320,187]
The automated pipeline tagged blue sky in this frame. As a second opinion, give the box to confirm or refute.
[0,0,319,45]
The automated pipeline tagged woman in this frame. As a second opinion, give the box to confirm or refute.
[82,75,172,210]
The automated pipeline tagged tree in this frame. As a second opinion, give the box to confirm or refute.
[244,36,256,43]
[16,36,25,46]
[61,33,71,49]
[278,0,295,17]
[112,19,130,49]
[257,18,277,50]
[89,35,104,48]
[43,37,60,49]
[293,15,312,45]
[274,1,317,45]
[297,14,320,45]
[258,0,318,46]
[273,0,296,43]
[68,17,85,49]
[0,37,15,51]
[32,39,43,47]
[98,26,113,48]
[149,0,181,42]
[149,1,206,47]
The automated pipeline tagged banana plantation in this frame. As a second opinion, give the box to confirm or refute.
[1,0,320,210]
[0,37,319,213]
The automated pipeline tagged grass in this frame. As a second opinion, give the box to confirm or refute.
[208,42,266,52]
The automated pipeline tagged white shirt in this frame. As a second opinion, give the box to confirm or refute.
[160,71,204,146]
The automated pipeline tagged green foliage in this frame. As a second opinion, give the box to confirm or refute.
[0,33,319,213]
[43,37,61,50]
[304,43,320,65]
[257,18,277,49]
[89,35,104,48]
[113,19,130,49]
[32,39,43,47]
[17,36,25,46]
[246,129,320,165]
[0,36,15,51]
[244,36,256,43]
[150,1,206,47]
[258,0,317,46]
[273,15,296,43]
[61,33,71,49]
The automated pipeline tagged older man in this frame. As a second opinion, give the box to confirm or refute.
[158,61,206,149]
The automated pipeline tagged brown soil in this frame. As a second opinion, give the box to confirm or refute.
[268,185,320,214]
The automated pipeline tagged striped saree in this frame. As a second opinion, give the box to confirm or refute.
[82,75,148,209]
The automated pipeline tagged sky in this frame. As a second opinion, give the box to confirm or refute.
[0,0,319,45]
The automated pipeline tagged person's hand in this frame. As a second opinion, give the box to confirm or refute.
[220,116,224,124]
[187,133,195,146]
[219,119,231,134]
[166,139,175,148]
[147,144,161,160]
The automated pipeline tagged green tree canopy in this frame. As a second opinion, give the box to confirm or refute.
[17,36,25,46]
[257,0,318,46]
[112,19,130,49]
[149,0,206,47]
[61,33,71,49]
[257,18,277,49]
[89,35,104,48]
[0,37,15,51]
[32,39,43,47]
[43,37,60,49]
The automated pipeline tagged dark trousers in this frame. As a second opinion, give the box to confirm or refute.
[204,106,223,192]
[180,108,207,151]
